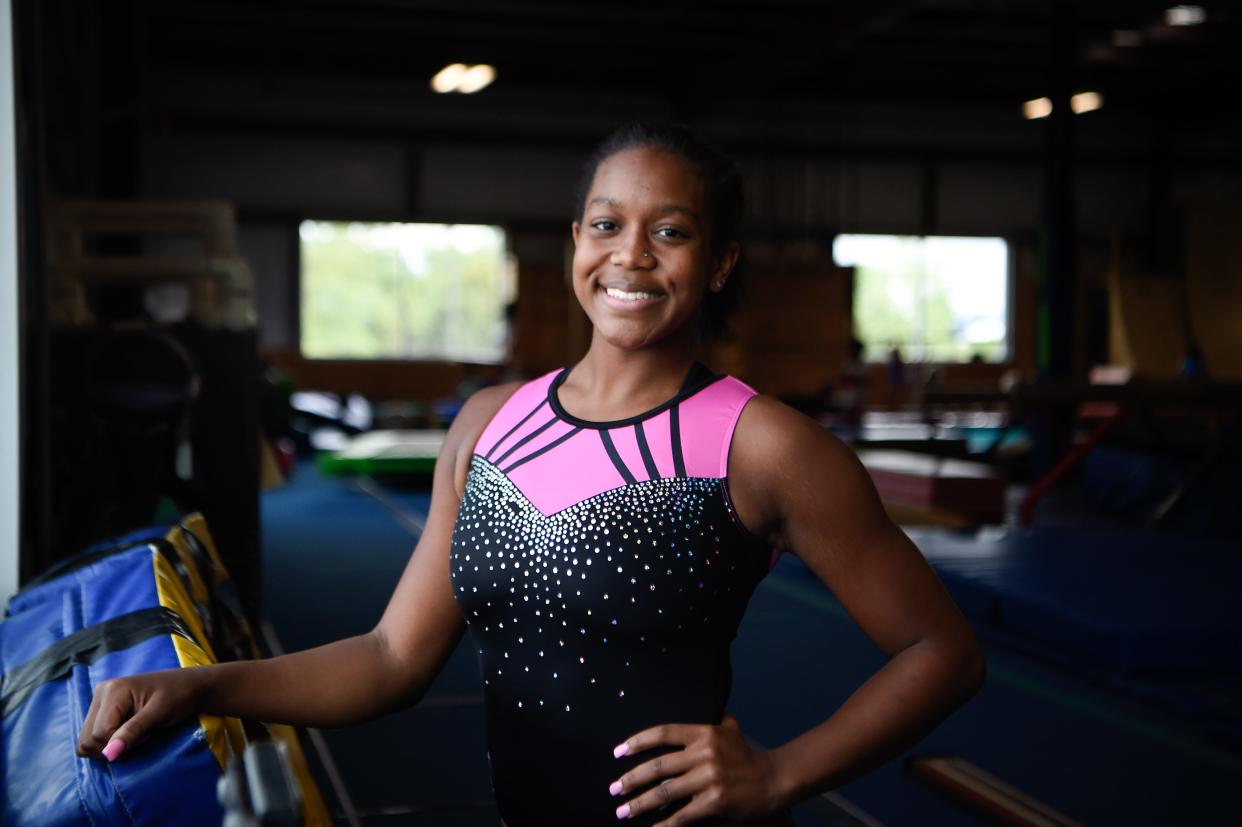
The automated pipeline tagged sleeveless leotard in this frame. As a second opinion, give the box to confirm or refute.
[450,362,776,826]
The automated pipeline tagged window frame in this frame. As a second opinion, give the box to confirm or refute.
[294,216,516,365]
[832,230,1017,367]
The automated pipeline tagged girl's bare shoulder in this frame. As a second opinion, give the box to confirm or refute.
[732,393,856,474]
[729,393,879,534]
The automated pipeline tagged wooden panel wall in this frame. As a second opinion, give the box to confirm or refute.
[711,243,854,397]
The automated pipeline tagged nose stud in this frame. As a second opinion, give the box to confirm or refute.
[642,252,651,258]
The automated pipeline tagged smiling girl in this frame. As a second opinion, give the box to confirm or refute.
[78,124,985,826]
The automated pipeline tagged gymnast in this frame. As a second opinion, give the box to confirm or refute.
[78,123,985,826]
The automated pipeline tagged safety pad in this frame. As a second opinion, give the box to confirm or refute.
[5,522,332,827]
[7,515,257,663]
[1,545,244,826]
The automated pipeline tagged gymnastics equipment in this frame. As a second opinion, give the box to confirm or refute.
[52,326,202,567]
[41,197,262,617]
[1,544,244,825]
[0,516,330,827]
[857,449,1007,526]
[46,199,255,331]
[923,379,1242,527]
[9,515,254,664]
[218,740,303,827]
[905,754,1086,827]
[318,428,445,478]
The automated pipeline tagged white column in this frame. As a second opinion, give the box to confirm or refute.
[0,0,21,605]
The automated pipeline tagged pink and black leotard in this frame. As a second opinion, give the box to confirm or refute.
[450,362,777,826]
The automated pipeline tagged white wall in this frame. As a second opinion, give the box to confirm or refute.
[1,0,21,603]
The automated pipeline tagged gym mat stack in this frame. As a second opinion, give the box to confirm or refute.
[0,515,330,827]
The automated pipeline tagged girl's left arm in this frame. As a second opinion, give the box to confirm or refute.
[733,395,987,810]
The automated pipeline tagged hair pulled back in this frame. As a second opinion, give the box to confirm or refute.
[575,123,745,342]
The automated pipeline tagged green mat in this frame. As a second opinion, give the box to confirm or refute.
[317,429,446,476]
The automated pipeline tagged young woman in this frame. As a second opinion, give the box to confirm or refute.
[78,124,985,826]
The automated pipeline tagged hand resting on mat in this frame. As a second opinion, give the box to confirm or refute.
[77,668,208,761]
[76,381,517,763]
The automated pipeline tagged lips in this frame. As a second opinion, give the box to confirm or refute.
[600,280,663,293]
[598,283,665,310]
[599,285,666,309]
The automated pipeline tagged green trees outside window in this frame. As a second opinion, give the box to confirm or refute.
[833,234,1009,363]
[300,221,511,362]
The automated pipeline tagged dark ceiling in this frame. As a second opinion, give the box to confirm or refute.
[136,1,1238,111]
[22,0,1242,170]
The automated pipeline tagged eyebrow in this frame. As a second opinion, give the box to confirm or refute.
[587,197,700,220]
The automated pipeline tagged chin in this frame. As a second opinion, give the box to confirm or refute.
[599,320,694,352]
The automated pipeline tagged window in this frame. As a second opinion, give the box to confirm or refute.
[832,234,1009,363]
[299,220,513,362]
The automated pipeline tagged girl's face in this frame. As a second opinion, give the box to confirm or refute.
[571,147,736,352]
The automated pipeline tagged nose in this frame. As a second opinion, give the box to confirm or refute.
[611,228,653,269]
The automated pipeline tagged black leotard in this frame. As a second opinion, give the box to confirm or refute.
[451,363,774,825]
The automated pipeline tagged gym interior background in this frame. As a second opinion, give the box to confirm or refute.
[3,1,1240,825]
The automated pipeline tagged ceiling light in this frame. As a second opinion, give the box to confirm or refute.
[1112,29,1142,47]
[1071,92,1103,114]
[430,63,496,94]
[456,64,496,94]
[1165,5,1206,26]
[431,63,468,94]
[1023,97,1052,119]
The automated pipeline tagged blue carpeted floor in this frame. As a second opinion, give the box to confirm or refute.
[261,461,1242,826]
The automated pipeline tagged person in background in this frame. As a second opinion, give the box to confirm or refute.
[836,336,868,429]
[886,342,907,408]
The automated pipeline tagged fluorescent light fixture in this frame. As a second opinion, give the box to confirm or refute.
[1071,91,1103,114]
[1112,29,1142,47]
[1023,97,1053,119]
[1165,5,1205,26]
[1023,93,1102,119]
[457,64,496,94]
[431,63,468,93]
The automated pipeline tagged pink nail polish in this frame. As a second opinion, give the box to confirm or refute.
[102,739,125,762]
[610,781,623,796]
[616,803,631,819]
[613,742,629,758]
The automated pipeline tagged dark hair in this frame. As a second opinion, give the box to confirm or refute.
[574,123,746,342]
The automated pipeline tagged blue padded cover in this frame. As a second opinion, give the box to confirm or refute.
[1,546,225,826]
[8,519,256,666]
[6,527,171,618]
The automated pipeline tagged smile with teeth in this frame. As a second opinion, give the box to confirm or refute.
[603,287,663,301]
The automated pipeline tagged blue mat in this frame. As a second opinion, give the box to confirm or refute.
[903,526,1242,675]
[741,555,1242,827]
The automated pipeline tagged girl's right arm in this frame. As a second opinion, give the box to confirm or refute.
[76,381,521,761]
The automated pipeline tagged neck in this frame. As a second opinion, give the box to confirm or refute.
[566,327,700,414]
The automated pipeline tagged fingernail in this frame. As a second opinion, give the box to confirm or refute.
[613,742,629,758]
[102,739,125,762]
[616,803,631,819]
[610,781,623,796]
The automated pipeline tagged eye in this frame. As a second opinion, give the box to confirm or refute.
[655,227,690,240]
[590,219,619,232]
